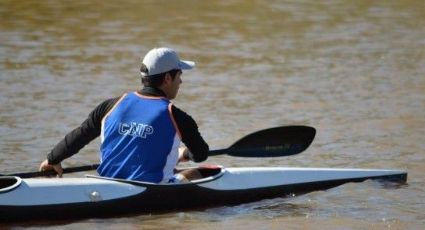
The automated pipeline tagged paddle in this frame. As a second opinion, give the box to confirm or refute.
[1,125,315,178]
[2,164,101,178]
[209,125,315,157]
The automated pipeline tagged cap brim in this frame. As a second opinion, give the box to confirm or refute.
[178,60,195,70]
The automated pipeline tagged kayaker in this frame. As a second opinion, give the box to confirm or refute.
[39,47,209,183]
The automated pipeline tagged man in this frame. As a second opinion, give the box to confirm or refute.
[39,47,209,183]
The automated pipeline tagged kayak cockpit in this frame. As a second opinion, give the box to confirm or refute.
[85,164,225,185]
[0,176,22,193]
[191,164,225,183]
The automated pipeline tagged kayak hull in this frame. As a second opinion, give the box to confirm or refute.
[0,166,407,221]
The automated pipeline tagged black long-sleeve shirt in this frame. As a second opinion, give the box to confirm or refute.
[47,87,209,164]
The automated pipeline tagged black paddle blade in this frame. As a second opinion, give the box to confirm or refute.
[225,126,316,157]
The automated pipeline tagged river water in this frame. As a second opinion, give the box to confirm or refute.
[0,0,424,229]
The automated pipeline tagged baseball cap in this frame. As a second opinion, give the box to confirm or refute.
[140,47,195,77]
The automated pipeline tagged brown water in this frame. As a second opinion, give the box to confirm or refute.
[1,0,424,229]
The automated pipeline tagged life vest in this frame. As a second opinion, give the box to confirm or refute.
[98,92,180,183]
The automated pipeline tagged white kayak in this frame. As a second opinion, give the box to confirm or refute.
[0,165,407,222]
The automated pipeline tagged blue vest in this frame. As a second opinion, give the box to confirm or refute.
[98,92,180,183]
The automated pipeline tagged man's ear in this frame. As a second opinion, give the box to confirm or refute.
[163,73,172,85]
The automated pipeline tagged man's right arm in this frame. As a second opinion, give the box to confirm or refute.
[171,106,209,163]
[47,97,120,164]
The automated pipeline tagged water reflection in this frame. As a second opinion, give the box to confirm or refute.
[1,0,424,229]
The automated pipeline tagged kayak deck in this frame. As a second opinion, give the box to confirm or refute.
[0,166,407,222]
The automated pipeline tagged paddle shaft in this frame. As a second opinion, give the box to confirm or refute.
[1,164,100,178]
[2,126,315,178]
[1,149,228,178]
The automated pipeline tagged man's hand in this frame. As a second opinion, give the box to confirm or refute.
[39,159,64,177]
[178,147,190,163]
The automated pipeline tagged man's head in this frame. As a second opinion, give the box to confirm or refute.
[140,48,195,99]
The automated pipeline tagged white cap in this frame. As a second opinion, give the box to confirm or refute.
[141,47,195,77]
